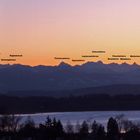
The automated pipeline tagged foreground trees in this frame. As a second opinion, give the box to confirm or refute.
[0,115,140,140]
[0,114,21,132]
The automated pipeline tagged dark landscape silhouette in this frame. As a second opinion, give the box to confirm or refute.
[0,94,140,114]
[0,114,140,140]
[1,62,140,139]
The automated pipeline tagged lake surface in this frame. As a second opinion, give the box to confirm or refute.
[20,111,140,127]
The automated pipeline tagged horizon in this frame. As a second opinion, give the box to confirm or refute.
[0,60,139,67]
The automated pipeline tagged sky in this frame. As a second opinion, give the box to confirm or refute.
[0,0,140,66]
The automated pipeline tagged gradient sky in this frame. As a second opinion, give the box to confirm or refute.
[0,0,140,66]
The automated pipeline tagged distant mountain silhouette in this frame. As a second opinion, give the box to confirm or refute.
[0,61,140,96]
[6,84,140,97]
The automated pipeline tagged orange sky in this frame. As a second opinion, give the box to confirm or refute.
[0,0,140,66]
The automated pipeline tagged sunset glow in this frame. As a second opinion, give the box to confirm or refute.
[0,0,140,66]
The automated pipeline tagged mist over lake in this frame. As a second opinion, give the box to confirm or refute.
[20,111,140,127]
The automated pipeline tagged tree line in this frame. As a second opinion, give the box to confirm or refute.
[1,94,140,114]
[0,114,140,140]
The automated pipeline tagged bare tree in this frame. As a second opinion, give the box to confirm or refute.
[115,114,125,132]
[65,121,74,134]
[0,114,22,132]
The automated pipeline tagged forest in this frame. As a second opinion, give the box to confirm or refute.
[0,94,140,114]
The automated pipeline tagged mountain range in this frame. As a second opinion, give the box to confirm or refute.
[0,61,140,96]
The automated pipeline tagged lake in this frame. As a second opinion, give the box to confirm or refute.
[20,111,140,127]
